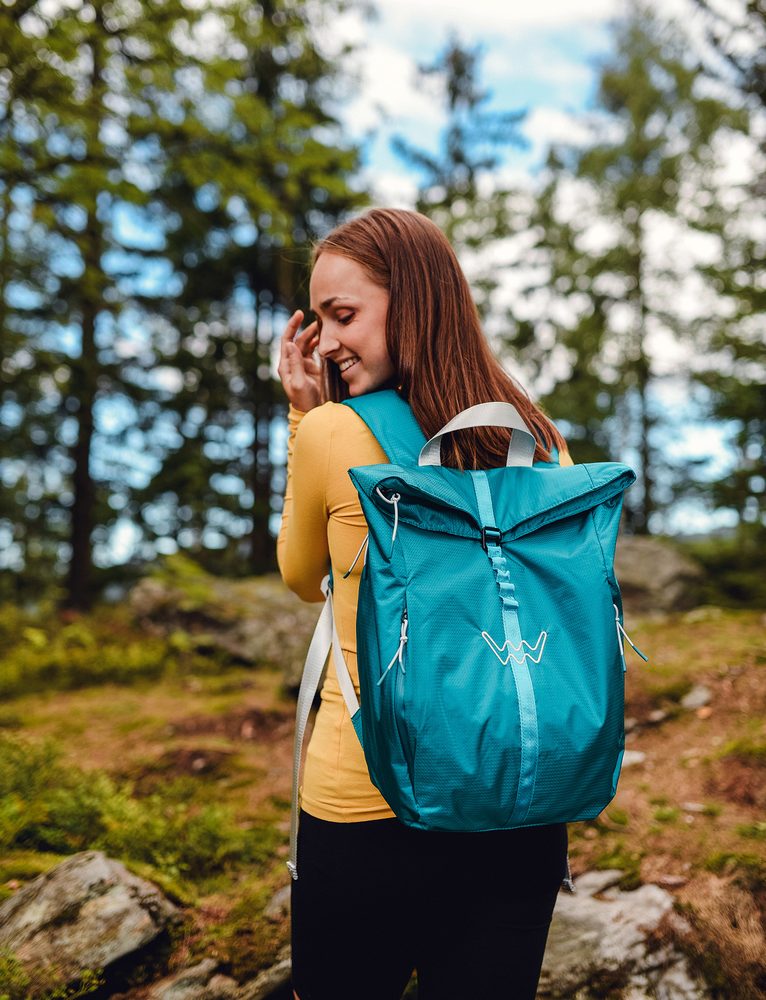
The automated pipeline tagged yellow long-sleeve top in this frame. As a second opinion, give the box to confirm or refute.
[277,399,573,823]
[277,401,396,821]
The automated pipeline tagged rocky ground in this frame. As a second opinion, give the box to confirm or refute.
[0,558,763,998]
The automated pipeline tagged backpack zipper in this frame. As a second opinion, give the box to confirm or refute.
[393,607,416,785]
[613,604,648,671]
[377,608,408,685]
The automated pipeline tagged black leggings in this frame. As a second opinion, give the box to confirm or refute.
[291,810,567,1000]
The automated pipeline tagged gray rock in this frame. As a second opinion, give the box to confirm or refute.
[264,884,291,923]
[539,870,710,999]
[0,850,177,986]
[681,685,711,710]
[615,537,703,615]
[235,944,292,1000]
[682,606,723,624]
[146,959,238,1000]
[129,566,320,690]
[622,750,647,767]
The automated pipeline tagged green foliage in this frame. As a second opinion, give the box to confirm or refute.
[392,36,525,320]
[718,737,766,765]
[680,530,766,608]
[196,883,286,979]
[0,734,278,884]
[653,806,680,823]
[737,822,766,841]
[38,969,105,1000]
[593,840,643,890]
[503,3,751,533]
[0,600,234,699]
[0,949,31,1000]
[1,0,368,607]
[606,807,629,827]
[704,852,766,891]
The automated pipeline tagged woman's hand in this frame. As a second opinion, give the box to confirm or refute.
[278,309,324,412]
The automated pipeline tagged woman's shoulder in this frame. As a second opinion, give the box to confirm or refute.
[294,400,361,434]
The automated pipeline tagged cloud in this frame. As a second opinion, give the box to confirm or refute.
[376,0,617,35]
[342,40,442,136]
[522,106,595,155]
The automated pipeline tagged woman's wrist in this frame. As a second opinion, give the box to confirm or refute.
[288,402,308,421]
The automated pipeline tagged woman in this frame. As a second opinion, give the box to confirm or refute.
[277,208,571,1000]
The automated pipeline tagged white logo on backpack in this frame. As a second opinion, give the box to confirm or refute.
[481,629,548,666]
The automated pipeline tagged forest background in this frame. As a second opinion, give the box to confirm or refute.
[0,2,765,996]
[1,0,763,613]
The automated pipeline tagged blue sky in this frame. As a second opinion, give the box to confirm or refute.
[333,2,615,200]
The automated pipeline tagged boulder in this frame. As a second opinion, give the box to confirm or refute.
[129,557,321,689]
[146,959,238,1000]
[539,870,710,998]
[615,537,703,615]
[235,944,292,1000]
[0,850,178,991]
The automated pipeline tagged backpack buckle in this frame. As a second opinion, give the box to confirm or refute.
[481,526,502,551]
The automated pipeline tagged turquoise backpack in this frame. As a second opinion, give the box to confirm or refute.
[287,390,643,880]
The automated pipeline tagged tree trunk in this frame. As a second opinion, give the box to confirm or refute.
[65,293,97,609]
[249,300,278,573]
[63,23,104,609]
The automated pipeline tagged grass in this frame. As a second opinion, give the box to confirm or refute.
[0,733,280,895]
[719,737,766,764]
[592,840,644,891]
[1,590,765,998]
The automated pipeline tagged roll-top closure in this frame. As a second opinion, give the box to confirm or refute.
[347,462,636,542]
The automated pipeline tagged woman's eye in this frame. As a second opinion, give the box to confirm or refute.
[338,313,354,325]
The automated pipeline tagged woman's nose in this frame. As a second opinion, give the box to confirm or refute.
[317,325,340,359]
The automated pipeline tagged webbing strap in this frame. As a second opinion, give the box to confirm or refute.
[287,576,360,880]
[471,472,539,825]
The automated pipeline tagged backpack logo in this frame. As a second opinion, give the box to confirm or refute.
[481,629,548,666]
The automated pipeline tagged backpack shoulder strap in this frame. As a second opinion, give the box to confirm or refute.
[342,389,427,466]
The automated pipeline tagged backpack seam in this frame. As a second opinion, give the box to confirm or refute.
[583,465,611,585]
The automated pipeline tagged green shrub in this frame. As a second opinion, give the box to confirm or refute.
[0,734,278,883]
[704,852,766,891]
[594,840,643,890]
[0,602,233,700]
[0,949,31,1000]
[719,738,766,765]
[653,805,680,823]
[680,530,766,608]
[737,822,766,840]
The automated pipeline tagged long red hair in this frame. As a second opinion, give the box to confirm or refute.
[314,208,566,468]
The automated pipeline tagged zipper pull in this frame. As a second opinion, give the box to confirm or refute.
[614,604,649,670]
[377,609,408,686]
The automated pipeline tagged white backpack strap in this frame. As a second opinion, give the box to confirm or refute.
[418,401,536,468]
[287,575,360,881]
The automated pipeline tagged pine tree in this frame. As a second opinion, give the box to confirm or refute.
[0,7,75,602]
[392,36,526,319]
[132,0,366,575]
[0,0,206,608]
[1,0,366,602]
[504,3,748,533]
[688,0,765,541]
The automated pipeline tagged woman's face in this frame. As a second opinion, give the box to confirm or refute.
[310,251,396,397]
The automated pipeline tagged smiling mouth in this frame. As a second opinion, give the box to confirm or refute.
[339,357,360,373]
